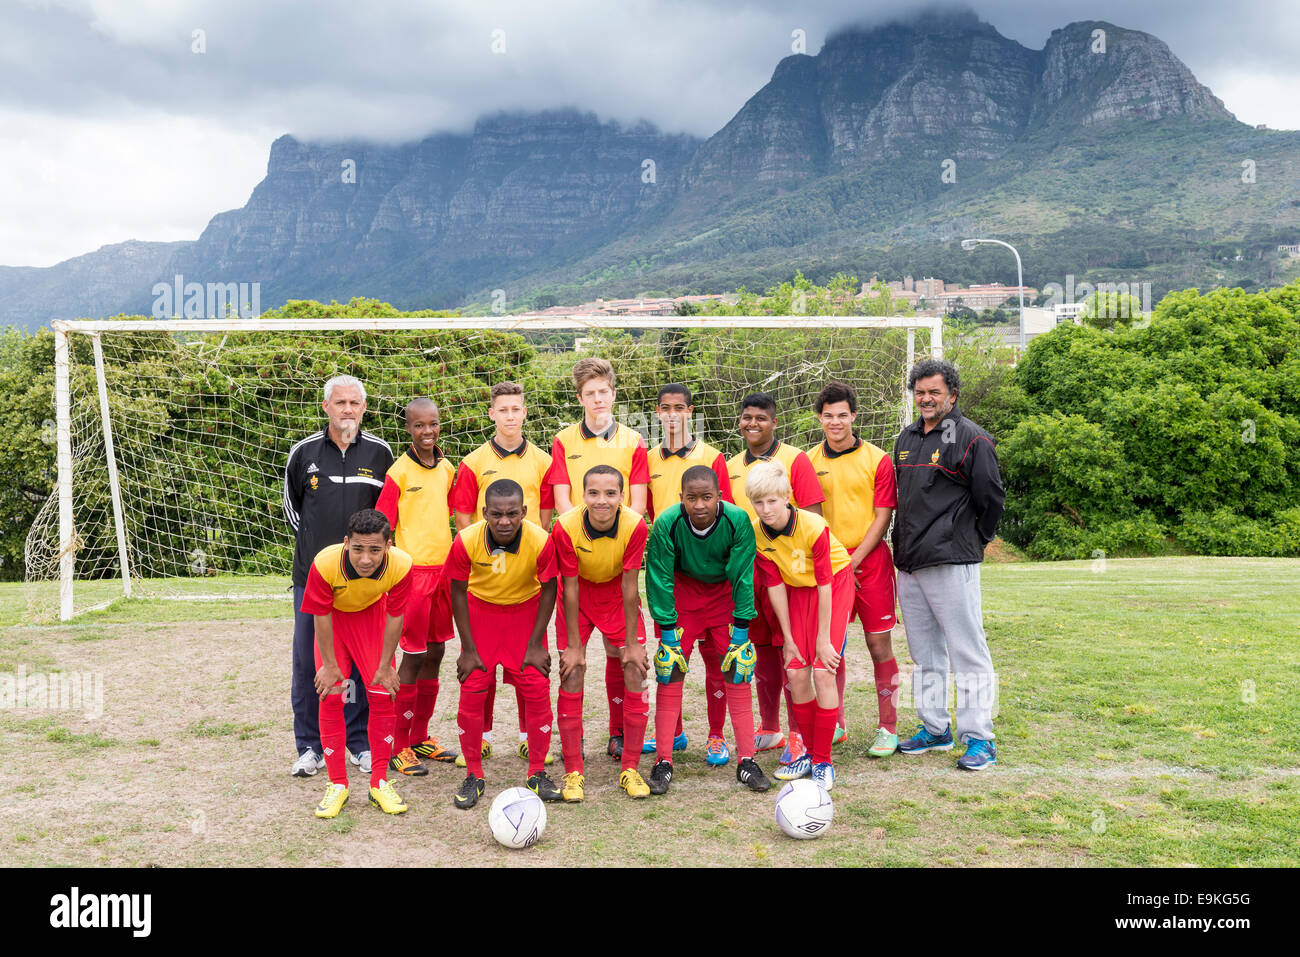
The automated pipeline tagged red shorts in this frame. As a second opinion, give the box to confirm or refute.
[467,593,543,671]
[670,576,733,659]
[313,600,393,695]
[556,576,647,650]
[398,564,453,654]
[749,579,781,647]
[850,544,898,633]
[782,566,854,672]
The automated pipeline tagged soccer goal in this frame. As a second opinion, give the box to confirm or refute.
[26,314,942,620]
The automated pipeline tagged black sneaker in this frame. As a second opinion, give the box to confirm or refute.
[648,759,673,795]
[607,734,624,759]
[527,771,563,802]
[736,757,771,792]
[453,774,485,810]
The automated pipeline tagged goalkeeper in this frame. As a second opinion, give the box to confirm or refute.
[644,465,770,795]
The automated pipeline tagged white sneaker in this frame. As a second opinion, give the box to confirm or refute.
[292,748,325,778]
[357,751,371,775]
[811,761,835,792]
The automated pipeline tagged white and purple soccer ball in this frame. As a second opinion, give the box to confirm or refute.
[488,787,546,849]
[775,779,834,839]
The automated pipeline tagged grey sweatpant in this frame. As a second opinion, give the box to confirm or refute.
[897,563,996,743]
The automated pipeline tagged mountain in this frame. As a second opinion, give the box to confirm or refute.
[5,10,1297,330]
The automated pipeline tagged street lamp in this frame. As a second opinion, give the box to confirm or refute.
[961,237,1025,351]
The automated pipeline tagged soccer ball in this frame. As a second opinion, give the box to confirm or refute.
[488,787,546,849]
[774,779,833,839]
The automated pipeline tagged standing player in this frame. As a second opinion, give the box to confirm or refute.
[374,397,459,775]
[644,465,770,795]
[725,392,825,767]
[302,509,412,818]
[546,357,650,758]
[808,382,901,757]
[745,462,852,791]
[552,465,653,801]
[446,479,562,808]
[451,381,556,769]
[642,383,733,764]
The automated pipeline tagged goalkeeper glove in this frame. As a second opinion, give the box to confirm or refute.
[654,627,688,684]
[721,625,756,684]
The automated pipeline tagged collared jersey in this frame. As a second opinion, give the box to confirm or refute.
[451,437,554,521]
[300,542,414,616]
[752,508,850,590]
[552,505,648,584]
[807,437,897,549]
[645,501,756,629]
[646,437,733,520]
[445,519,557,605]
[726,439,826,520]
[546,420,650,504]
[375,447,456,565]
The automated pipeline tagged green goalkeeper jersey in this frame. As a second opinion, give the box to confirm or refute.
[645,501,757,629]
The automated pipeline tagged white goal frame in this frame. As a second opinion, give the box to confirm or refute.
[46,314,943,620]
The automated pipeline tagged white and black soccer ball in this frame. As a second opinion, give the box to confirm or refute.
[775,779,833,839]
[488,787,546,849]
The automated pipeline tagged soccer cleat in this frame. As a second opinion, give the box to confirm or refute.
[778,731,806,766]
[368,778,408,814]
[453,774,485,810]
[774,754,812,781]
[607,735,624,759]
[619,768,651,799]
[454,739,493,768]
[754,728,785,753]
[832,726,848,747]
[811,762,835,792]
[292,748,326,778]
[736,757,770,792]
[314,782,349,818]
[641,732,688,754]
[561,772,585,802]
[389,747,428,777]
[705,735,731,766]
[868,727,899,758]
[898,724,955,755]
[648,759,673,795]
[412,738,459,763]
[527,771,563,802]
[516,738,556,766]
[957,738,998,771]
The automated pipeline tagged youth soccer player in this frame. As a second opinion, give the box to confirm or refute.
[643,382,733,764]
[808,382,901,757]
[374,398,460,775]
[551,465,652,801]
[725,392,825,766]
[445,479,561,809]
[451,381,556,768]
[745,461,852,791]
[645,465,771,795]
[301,508,413,818]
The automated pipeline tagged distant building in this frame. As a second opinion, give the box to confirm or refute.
[1278,244,1300,258]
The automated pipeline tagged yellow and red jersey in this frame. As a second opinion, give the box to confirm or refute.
[300,542,414,616]
[726,439,826,520]
[551,505,648,584]
[375,446,456,565]
[451,437,554,521]
[752,508,850,590]
[445,519,557,605]
[546,420,650,505]
[807,437,897,550]
[646,437,733,520]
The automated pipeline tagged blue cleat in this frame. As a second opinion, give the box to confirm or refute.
[705,735,730,766]
[642,733,689,754]
[957,737,997,771]
[897,724,955,755]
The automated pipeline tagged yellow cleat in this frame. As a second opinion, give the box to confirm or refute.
[314,782,349,819]
[619,768,650,799]
[517,738,556,765]
[368,779,408,814]
[455,740,493,769]
[561,771,585,802]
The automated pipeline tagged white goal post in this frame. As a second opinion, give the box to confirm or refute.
[36,314,942,621]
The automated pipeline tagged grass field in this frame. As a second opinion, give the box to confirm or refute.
[2,557,1298,867]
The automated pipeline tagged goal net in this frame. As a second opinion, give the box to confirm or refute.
[25,315,941,620]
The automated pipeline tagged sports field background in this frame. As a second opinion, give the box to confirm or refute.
[2,557,1297,867]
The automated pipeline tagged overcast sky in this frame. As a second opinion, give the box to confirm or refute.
[2,0,1296,267]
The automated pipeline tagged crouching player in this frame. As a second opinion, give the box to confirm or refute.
[644,465,770,795]
[746,461,852,791]
[446,479,562,809]
[552,465,653,801]
[303,508,413,818]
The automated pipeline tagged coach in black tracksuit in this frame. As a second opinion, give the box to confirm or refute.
[283,375,393,776]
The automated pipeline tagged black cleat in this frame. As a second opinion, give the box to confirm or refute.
[607,734,624,759]
[527,771,563,802]
[453,774,485,810]
[736,757,771,792]
[648,759,673,795]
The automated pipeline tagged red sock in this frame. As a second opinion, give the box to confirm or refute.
[319,693,348,786]
[783,679,801,738]
[874,657,900,733]
[725,682,756,759]
[557,689,584,774]
[393,683,417,753]
[836,659,847,729]
[457,685,488,777]
[702,645,726,738]
[412,678,438,743]
[518,675,553,776]
[367,689,395,789]
[516,686,527,734]
[754,644,782,730]
[811,704,837,766]
[622,681,650,771]
[605,656,625,736]
[481,680,496,733]
[654,681,683,763]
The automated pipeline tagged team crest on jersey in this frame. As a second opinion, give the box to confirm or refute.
[310,474,319,490]
[930,450,941,464]
[899,451,910,461]
[358,467,374,477]
[332,584,346,593]
[729,474,740,481]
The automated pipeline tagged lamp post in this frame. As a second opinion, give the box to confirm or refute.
[961,237,1025,352]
